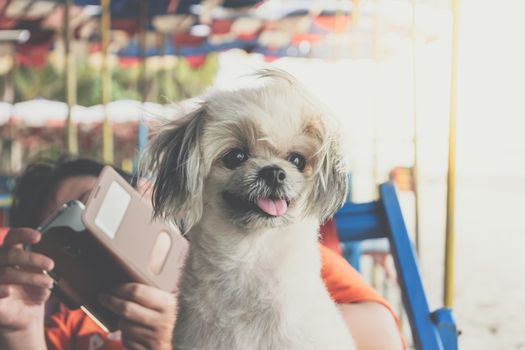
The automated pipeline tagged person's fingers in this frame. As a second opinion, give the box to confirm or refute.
[99,293,158,327]
[0,284,10,298]
[21,285,52,304]
[119,319,154,341]
[121,338,148,350]
[119,319,170,350]
[0,266,54,289]
[102,287,176,349]
[0,284,51,303]
[2,228,41,248]
[109,283,176,313]
[0,249,54,271]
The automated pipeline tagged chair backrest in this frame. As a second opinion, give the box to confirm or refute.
[334,181,458,350]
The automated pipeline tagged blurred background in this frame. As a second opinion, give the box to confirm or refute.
[1,0,524,348]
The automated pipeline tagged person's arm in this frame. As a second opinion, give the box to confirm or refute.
[0,319,48,350]
[0,228,53,350]
[99,283,176,350]
[338,302,404,350]
[319,244,404,349]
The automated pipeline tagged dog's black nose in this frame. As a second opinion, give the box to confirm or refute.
[259,166,286,186]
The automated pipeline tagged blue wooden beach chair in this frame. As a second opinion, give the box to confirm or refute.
[334,181,458,350]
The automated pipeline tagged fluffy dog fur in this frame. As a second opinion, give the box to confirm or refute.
[142,69,355,350]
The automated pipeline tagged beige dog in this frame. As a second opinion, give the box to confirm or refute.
[142,69,354,350]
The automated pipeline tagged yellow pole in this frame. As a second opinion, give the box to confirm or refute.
[351,0,360,59]
[101,0,113,163]
[138,0,147,103]
[64,0,78,154]
[370,0,379,195]
[137,0,149,156]
[411,0,421,255]
[444,0,459,308]
[333,0,343,60]
[6,44,16,173]
[372,0,381,61]
[157,33,166,102]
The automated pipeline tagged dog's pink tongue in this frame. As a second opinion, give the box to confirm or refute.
[256,198,288,216]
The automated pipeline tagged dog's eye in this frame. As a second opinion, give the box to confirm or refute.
[287,153,306,171]
[223,148,248,169]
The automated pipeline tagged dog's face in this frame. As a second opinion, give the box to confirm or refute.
[142,69,348,233]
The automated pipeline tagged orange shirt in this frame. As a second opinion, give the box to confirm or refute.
[44,244,400,350]
[320,244,400,324]
[0,227,8,245]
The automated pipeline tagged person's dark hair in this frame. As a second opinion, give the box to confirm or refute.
[9,155,134,228]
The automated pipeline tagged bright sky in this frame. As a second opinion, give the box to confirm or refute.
[216,0,525,193]
[456,0,525,178]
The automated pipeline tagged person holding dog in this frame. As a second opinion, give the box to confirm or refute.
[0,156,403,349]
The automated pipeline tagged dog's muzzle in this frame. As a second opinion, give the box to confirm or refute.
[259,166,286,188]
[222,166,292,218]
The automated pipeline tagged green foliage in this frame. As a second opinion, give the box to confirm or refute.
[148,53,219,103]
[2,54,219,173]
[13,65,64,102]
[11,54,219,105]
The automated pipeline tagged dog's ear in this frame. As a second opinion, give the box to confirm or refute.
[141,108,206,231]
[306,136,349,223]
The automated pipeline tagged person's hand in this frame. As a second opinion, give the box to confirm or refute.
[0,228,53,350]
[99,283,176,350]
[0,228,54,331]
